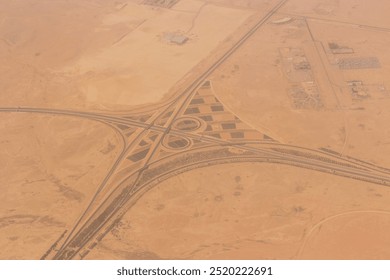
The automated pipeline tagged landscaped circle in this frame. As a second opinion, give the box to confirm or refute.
[173,118,201,132]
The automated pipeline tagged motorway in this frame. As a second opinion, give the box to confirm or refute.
[1,0,390,259]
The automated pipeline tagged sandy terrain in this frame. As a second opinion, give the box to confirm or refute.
[1,0,390,260]
[88,163,390,259]
[211,0,390,167]
[0,114,122,259]
[0,0,253,110]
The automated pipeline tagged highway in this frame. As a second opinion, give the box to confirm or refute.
[1,0,390,260]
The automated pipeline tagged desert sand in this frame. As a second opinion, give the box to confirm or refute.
[1,0,390,260]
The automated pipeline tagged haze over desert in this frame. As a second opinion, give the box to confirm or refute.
[1,0,390,260]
